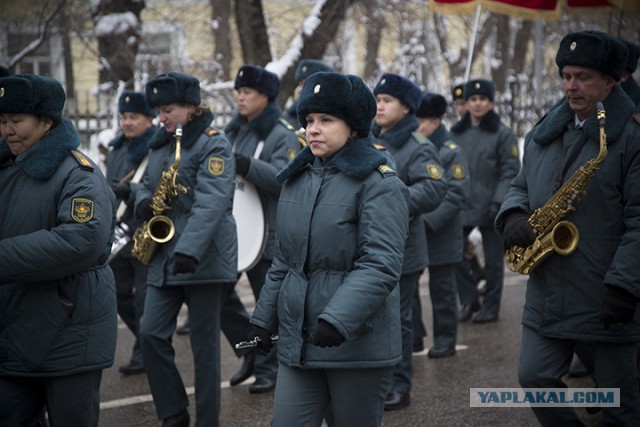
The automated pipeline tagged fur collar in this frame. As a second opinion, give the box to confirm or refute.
[451,109,501,134]
[428,124,449,150]
[109,125,157,163]
[0,117,80,180]
[530,85,634,146]
[276,135,387,183]
[149,111,214,149]
[621,78,640,107]
[371,114,419,149]
[224,101,282,141]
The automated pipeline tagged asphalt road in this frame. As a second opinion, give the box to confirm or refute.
[98,269,601,426]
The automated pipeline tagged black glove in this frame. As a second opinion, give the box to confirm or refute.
[173,254,198,275]
[111,181,131,200]
[600,286,637,329]
[137,198,154,221]
[248,326,274,354]
[483,202,501,222]
[502,210,536,248]
[234,153,250,176]
[310,320,345,348]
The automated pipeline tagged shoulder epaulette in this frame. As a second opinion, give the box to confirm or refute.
[71,149,94,171]
[279,118,296,131]
[204,127,219,137]
[412,131,428,144]
[373,143,387,151]
[295,129,307,148]
[445,141,458,150]
[376,164,396,177]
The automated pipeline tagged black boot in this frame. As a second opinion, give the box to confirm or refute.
[229,352,255,386]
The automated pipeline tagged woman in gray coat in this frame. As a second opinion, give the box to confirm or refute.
[249,72,410,427]
[0,74,117,426]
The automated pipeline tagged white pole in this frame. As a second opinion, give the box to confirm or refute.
[464,4,482,81]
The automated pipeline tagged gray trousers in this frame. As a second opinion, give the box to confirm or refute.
[140,283,224,427]
[272,364,392,427]
[519,326,640,426]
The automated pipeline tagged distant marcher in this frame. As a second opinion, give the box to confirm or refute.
[372,73,447,411]
[221,64,300,394]
[248,71,410,427]
[107,91,158,375]
[451,83,467,118]
[283,59,333,130]
[137,72,237,427]
[452,78,520,324]
[619,38,640,107]
[0,74,117,426]
[412,92,469,358]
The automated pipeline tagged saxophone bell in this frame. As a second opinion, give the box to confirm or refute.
[147,214,175,244]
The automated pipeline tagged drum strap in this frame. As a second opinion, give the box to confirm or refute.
[116,156,148,220]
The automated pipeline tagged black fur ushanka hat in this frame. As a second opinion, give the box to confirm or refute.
[145,72,201,107]
[0,74,65,122]
[555,30,628,81]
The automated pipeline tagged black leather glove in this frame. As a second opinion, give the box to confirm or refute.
[502,210,536,248]
[600,286,637,329]
[137,198,154,221]
[483,202,501,222]
[111,181,131,200]
[234,153,250,176]
[173,254,198,275]
[310,320,345,348]
[248,326,274,354]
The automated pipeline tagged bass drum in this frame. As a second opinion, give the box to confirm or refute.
[233,175,267,273]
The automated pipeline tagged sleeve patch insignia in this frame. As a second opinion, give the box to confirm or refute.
[204,127,219,137]
[208,157,224,175]
[451,163,465,180]
[512,143,520,158]
[288,148,297,161]
[426,164,444,180]
[71,198,94,223]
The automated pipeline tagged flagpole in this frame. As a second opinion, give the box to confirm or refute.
[464,3,482,81]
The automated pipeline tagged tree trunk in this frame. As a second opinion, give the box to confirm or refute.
[275,0,353,108]
[362,0,386,81]
[235,0,272,66]
[211,0,232,80]
[91,0,145,89]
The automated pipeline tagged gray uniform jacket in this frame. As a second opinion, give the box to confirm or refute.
[0,118,117,376]
[251,139,410,369]
[372,115,446,273]
[107,126,158,258]
[423,124,470,266]
[495,85,640,342]
[224,101,300,261]
[451,110,520,227]
[135,112,237,286]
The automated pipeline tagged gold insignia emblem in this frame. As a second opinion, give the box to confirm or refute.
[314,84,321,93]
[380,78,387,86]
[287,148,297,161]
[153,87,158,94]
[512,144,520,158]
[452,163,465,180]
[454,88,462,97]
[125,96,130,103]
[0,87,4,97]
[570,41,577,51]
[71,198,94,223]
[302,66,308,73]
[475,82,480,89]
[426,164,443,180]
[239,70,244,77]
[379,164,393,173]
[208,157,224,175]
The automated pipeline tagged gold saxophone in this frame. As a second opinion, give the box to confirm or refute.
[506,102,607,275]
[131,125,188,265]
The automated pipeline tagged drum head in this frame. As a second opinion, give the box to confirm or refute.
[233,176,267,272]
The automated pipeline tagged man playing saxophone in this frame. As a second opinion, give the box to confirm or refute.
[495,31,640,426]
[135,72,237,427]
